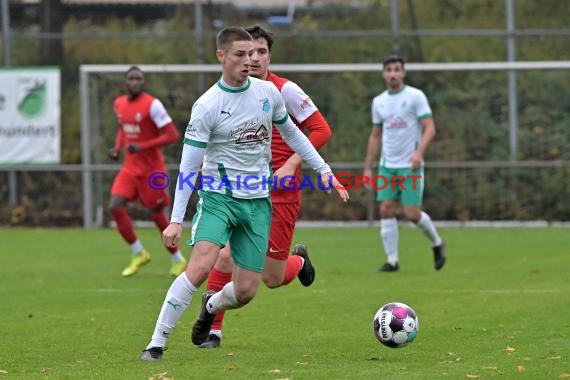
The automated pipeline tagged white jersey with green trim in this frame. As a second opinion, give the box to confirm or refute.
[183,76,329,200]
[371,85,432,168]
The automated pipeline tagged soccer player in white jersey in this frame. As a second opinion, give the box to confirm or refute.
[195,25,334,349]
[140,26,349,361]
[363,55,446,272]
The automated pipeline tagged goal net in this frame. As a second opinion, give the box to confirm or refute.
[78,62,570,227]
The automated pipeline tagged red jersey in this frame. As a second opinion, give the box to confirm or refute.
[266,71,332,204]
[113,92,173,175]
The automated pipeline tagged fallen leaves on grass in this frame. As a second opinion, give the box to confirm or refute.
[295,362,308,366]
[0,370,7,375]
[268,369,281,374]
[559,373,570,378]
[41,368,51,374]
[516,365,526,372]
[465,374,480,379]
[482,366,498,370]
[226,364,237,371]
[505,346,517,354]
[148,372,172,380]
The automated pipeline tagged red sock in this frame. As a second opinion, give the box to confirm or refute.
[282,255,303,285]
[152,211,179,254]
[111,207,137,244]
[207,268,232,331]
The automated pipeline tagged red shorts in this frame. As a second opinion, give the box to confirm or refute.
[266,202,301,260]
[111,169,171,209]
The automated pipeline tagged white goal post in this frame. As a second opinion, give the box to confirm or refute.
[79,61,570,228]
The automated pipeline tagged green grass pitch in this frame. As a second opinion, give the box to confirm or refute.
[1,227,569,379]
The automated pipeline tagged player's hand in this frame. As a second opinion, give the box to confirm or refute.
[363,168,373,190]
[127,144,141,153]
[273,162,297,189]
[321,171,349,203]
[108,148,120,161]
[410,152,423,171]
[163,222,183,248]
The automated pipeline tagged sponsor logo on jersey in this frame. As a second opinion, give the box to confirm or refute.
[235,125,269,144]
[299,97,313,110]
[123,123,141,134]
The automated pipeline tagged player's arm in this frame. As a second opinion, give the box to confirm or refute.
[108,127,125,161]
[128,99,180,153]
[363,126,381,189]
[410,117,435,170]
[163,104,212,248]
[132,122,180,152]
[163,143,204,248]
[281,111,332,170]
[274,114,348,202]
[410,91,436,170]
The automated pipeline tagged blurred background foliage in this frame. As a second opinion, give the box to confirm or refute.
[1,0,569,225]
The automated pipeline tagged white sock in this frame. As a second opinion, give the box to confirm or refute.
[206,282,243,313]
[415,211,443,247]
[380,218,399,265]
[130,240,143,254]
[170,250,184,262]
[147,272,197,349]
[209,329,222,339]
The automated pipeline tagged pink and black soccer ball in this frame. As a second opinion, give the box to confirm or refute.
[373,302,419,348]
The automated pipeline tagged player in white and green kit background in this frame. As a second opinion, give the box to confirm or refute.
[363,55,446,273]
[140,26,349,361]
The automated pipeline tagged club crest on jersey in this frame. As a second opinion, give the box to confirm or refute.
[235,125,269,144]
[260,98,270,113]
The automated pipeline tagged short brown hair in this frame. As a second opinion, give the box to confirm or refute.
[216,26,253,51]
[245,25,275,52]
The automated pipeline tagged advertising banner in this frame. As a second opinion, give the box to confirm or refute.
[0,68,61,164]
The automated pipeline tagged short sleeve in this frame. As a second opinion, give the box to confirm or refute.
[371,97,383,127]
[414,90,432,119]
[184,102,213,148]
[149,98,173,128]
[271,86,289,125]
[280,81,318,124]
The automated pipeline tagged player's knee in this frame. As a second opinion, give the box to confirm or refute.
[403,207,421,222]
[215,247,234,272]
[261,272,282,289]
[109,197,126,212]
[380,202,396,218]
[234,286,257,304]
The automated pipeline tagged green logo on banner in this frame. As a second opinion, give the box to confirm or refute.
[18,81,46,118]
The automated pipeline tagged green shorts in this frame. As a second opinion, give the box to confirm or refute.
[189,191,272,273]
[375,166,424,206]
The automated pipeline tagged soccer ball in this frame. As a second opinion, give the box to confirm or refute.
[373,302,419,348]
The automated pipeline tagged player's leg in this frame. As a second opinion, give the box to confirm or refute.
[377,166,400,272]
[198,245,234,349]
[141,240,221,360]
[263,202,313,288]
[400,167,445,270]
[110,171,150,277]
[142,192,231,360]
[191,196,270,346]
[139,175,187,276]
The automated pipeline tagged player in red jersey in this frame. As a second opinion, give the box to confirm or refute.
[109,66,187,277]
[195,26,333,348]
